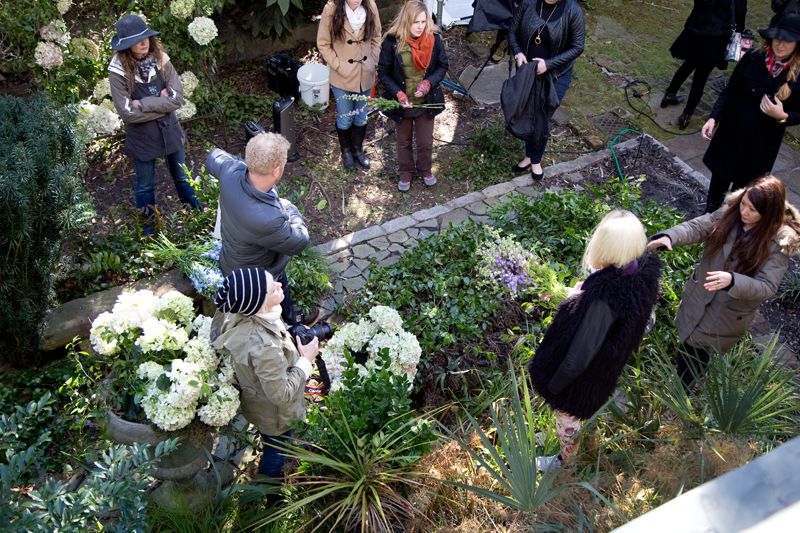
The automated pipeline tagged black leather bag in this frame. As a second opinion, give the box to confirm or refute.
[266,53,301,97]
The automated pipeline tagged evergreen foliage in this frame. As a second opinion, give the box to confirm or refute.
[0,93,90,366]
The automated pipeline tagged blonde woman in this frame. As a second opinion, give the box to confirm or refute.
[700,14,800,213]
[108,15,201,235]
[317,0,381,170]
[378,1,449,192]
[528,211,662,471]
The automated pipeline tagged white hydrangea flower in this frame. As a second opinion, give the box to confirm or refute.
[170,0,195,20]
[141,386,196,431]
[92,78,111,101]
[137,317,189,353]
[183,337,218,372]
[155,290,195,327]
[216,358,235,384]
[163,359,202,408]
[76,102,123,138]
[112,290,159,328]
[322,305,420,390]
[180,71,199,98]
[192,314,212,341]
[40,20,71,46]
[70,37,99,61]
[198,383,240,427]
[187,16,218,46]
[176,99,196,120]
[99,99,116,112]
[137,361,166,381]
[369,305,403,333]
[57,0,72,15]
[89,312,120,355]
[34,42,63,70]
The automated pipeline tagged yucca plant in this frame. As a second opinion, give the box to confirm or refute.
[253,410,437,533]
[703,336,799,437]
[437,363,608,516]
[646,337,800,437]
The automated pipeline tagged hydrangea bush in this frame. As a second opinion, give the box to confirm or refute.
[90,289,239,432]
[321,306,422,391]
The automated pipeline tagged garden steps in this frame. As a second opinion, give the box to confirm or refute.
[612,435,800,532]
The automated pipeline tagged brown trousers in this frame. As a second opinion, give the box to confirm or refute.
[396,113,435,180]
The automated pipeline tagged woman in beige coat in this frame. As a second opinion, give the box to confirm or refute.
[317,0,381,170]
[211,267,319,478]
[648,175,800,387]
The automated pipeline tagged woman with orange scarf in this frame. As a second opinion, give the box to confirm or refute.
[378,1,449,191]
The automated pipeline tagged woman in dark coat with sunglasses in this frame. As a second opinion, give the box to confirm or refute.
[700,15,800,213]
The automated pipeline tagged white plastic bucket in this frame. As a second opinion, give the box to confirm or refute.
[297,63,329,108]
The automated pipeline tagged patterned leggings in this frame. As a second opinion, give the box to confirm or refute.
[555,410,582,460]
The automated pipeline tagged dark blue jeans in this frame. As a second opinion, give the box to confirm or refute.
[525,69,573,163]
[133,146,200,211]
[259,431,293,477]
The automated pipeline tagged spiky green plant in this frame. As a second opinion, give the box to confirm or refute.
[646,337,800,437]
[437,363,611,516]
[253,410,437,533]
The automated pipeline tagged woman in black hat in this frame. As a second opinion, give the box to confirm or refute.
[700,14,800,213]
[108,14,201,235]
[661,0,747,130]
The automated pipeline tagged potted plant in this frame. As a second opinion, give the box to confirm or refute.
[89,289,239,507]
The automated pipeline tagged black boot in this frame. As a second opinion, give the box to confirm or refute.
[660,92,685,108]
[336,127,356,170]
[350,124,371,169]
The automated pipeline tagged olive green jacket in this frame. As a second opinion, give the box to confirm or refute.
[211,312,311,435]
[663,190,800,352]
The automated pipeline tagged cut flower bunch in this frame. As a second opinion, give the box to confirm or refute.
[90,290,239,431]
[321,305,422,391]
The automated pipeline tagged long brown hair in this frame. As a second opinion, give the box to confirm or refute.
[385,0,435,45]
[330,0,378,43]
[762,41,800,100]
[115,36,164,93]
[705,175,787,276]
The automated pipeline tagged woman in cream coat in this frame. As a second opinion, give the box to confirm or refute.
[317,0,381,170]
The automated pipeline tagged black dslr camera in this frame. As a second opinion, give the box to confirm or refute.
[288,321,334,345]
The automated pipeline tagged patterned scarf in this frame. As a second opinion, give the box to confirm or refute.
[765,47,791,78]
[136,55,158,82]
[406,32,434,72]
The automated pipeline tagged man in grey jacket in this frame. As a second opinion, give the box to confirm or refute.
[207,132,309,323]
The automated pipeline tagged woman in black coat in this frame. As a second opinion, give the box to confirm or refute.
[378,0,448,192]
[701,14,800,213]
[662,0,747,130]
[507,0,584,180]
[528,210,662,472]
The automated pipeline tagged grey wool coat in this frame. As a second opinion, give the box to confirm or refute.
[662,190,800,352]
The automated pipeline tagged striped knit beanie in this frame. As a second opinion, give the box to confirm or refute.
[214,267,273,316]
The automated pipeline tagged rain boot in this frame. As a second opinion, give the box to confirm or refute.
[350,124,371,169]
[336,127,356,170]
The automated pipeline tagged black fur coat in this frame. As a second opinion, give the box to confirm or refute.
[528,254,662,419]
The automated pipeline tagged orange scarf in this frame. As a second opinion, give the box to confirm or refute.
[406,33,434,72]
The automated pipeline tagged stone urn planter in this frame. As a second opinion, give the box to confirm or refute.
[102,411,223,510]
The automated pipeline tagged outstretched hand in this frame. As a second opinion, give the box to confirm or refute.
[646,236,672,251]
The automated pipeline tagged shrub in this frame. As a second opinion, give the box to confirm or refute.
[0,93,91,366]
[285,247,333,318]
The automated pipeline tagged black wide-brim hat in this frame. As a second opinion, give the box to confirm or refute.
[111,14,160,51]
[759,13,800,42]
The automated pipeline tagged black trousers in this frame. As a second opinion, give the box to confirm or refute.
[666,59,716,115]
[676,342,711,390]
[705,173,755,213]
